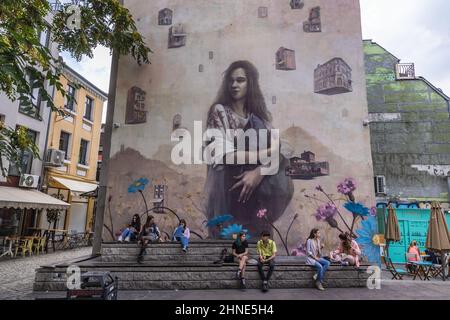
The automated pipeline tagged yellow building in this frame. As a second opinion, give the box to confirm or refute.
[42,64,108,234]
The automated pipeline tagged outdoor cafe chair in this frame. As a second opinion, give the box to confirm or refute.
[383,254,409,280]
[14,238,33,258]
[430,253,449,281]
[32,237,46,255]
[405,253,420,274]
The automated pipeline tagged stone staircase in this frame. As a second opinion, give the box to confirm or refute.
[33,241,371,292]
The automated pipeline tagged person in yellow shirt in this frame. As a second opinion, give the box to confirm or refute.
[256,230,277,292]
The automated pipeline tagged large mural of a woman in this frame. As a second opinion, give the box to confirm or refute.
[204,61,294,236]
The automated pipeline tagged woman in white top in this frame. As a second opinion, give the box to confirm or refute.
[204,60,294,236]
[305,228,330,291]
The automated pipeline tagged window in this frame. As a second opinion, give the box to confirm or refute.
[78,139,89,165]
[59,131,71,160]
[8,128,37,176]
[65,84,76,111]
[374,176,386,195]
[84,96,94,121]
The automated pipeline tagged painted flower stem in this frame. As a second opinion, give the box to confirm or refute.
[264,216,290,256]
[284,214,298,254]
[139,189,149,219]
[320,190,353,234]
[304,194,328,204]
[350,215,358,236]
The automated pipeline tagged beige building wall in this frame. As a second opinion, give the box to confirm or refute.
[106,0,375,251]
[46,67,107,232]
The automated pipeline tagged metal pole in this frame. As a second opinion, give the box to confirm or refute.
[91,49,120,256]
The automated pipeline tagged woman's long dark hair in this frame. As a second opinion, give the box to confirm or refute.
[132,214,141,228]
[307,228,319,240]
[144,215,154,228]
[339,233,352,254]
[209,60,271,123]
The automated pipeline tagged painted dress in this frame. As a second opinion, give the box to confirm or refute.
[204,104,294,236]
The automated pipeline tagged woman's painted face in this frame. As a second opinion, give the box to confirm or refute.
[229,68,248,101]
[316,231,321,238]
[240,234,246,241]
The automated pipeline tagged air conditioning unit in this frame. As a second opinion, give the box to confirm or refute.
[374,175,386,195]
[45,149,65,167]
[19,174,40,189]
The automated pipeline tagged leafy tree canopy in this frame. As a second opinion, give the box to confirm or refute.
[0,0,151,176]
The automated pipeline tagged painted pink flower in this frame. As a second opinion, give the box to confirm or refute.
[337,178,357,195]
[257,208,267,219]
[315,203,338,221]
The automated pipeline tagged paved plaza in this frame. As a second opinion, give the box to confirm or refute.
[0,248,449,300]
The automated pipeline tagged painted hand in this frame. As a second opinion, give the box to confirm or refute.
[229,167,265,203]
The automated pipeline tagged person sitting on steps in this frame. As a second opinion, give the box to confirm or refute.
[232,232,249,289]
[305,228,330,291]
[330,232,362,267]
[256,230,277,293]
[137,215,161,263]
[173,219,190,253]
[118,214,141,242]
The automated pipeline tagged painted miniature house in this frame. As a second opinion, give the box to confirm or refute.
[172,114,182,131]
[314,58,353,95]
[276,47,296,71]
[286,151,330,179]
[168,23,187,48]
[158,8,173,25]
[258,7,268,18]
[290,0,304,10]
[125,86,147,124]
[303,7,321,32]
[153,185,166,213]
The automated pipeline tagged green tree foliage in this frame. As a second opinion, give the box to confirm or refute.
[0,0,151,176]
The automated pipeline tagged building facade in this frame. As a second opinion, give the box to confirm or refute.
[101,0,375,251]
[0,16,73,237]
[364,40,450,208]
[43,65,107,234]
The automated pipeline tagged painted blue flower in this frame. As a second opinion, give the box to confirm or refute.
[206,214,233,227]
[344,202,370,217]
[356,216,381,266]
[220,224,249,239]
[128,178,150,193]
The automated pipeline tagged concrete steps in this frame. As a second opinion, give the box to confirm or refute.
[33,241,371,292]
[100,241,258,262]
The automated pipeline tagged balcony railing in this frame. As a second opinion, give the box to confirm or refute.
[395,63,415,80]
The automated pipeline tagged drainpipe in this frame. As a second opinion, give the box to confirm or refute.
[447,177,450,204]
[92,48,119,256]
[39,83,56,191]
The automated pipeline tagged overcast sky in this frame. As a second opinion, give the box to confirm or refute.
[62,0,450,122]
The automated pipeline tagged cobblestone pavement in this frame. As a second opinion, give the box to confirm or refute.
[0,247,92,300]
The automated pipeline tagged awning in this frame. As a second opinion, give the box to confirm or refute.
[0,186,70,210]
[51,177,98,196]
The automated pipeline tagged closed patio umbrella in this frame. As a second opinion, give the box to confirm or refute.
[385,204,401,257]
[426,202,450,280]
